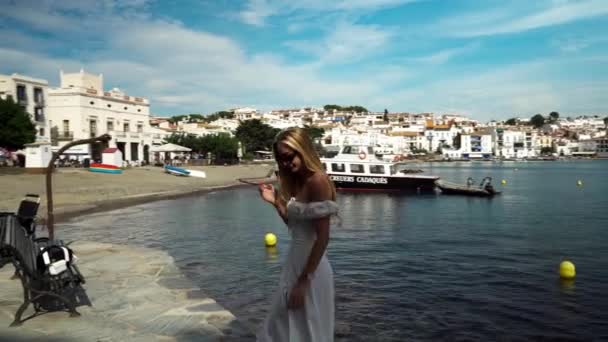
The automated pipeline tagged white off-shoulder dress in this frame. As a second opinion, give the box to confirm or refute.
[257,198,339,342]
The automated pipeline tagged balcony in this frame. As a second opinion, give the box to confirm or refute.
[34,99,45,107]
[34,112,45,122]
[51,131,74,141]
[17,98,28,106]
[129,133,140,139]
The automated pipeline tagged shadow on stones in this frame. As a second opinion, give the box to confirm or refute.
[0,334,77,342]
[19,284,92,324]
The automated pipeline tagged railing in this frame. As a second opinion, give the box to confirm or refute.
[17,98,28,106]
[129,133,140,139]
[34,112,45,122]
[51,131,74,141]
[34,99,45,107]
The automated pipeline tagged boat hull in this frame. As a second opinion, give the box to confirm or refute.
[328,173,438,192]
[89,167,122,174]
[436,181,501,197]
[89,163,122,174]
[164,165,190,176]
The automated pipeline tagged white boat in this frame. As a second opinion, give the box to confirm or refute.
[320,145,439,192]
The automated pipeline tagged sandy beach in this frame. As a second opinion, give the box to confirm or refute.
[0,164,274,221]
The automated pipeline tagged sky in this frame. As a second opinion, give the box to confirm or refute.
[1,0,607,121]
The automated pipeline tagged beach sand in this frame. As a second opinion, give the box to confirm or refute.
[0,164,274,221]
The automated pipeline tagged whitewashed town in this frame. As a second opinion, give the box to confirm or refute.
[1,69,607,168]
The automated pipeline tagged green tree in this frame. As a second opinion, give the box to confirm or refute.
[530,114,545,128]
[323,104,368,113]
[235,119,280,153]
[549,111,559,122]
[0,97,36,149]
[304,126,325,141]
[505,118,518,125]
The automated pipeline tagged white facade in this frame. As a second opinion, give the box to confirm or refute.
[0,73,50,142]
[595,138,608,157]
[493,129,537,158]
[233,107,260,121]
[459,133,493,159]
[47,70,158,162]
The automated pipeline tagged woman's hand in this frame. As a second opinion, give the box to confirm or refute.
[259,183,276,205]
[287,279,308,310]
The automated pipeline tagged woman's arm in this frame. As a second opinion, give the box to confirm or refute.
[259,184,289,225]
[273,193,289,225]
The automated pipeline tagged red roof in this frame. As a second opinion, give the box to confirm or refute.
[102,148,119,153]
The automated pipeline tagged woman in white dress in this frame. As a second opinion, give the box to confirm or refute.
[258,127,338,342]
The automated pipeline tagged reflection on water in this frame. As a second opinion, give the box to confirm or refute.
[59,161,608,340]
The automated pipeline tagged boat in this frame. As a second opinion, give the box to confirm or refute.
[436,177,501,197]
[164,165,190,176]
[320,145,439,192]
[89,163,122,174]
[186,169,207,178]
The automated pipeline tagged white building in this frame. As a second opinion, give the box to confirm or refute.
[0,73,50,142]
[457,132,493,159]
[493,129,537,158]
[233,107,260,121]
[47,69,158,163]
[595,137,608,158]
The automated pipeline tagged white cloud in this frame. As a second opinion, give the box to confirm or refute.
[237,0,419,26]
[551,35,608,53]
[285,22,394,64]
[370,57,608,118]
[437,0,608,37]
[412,42,480,65]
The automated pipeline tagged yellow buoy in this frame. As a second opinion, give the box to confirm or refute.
[265,233,277,247]
[501,179,507,185]
[577,180,583,186]
[559,260,576,279]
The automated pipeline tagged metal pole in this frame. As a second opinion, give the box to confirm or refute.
[46,134,111,240]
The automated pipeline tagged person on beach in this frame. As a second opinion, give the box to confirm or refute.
[257,127,338,342]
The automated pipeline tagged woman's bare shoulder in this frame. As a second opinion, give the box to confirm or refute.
[305,172,332,201]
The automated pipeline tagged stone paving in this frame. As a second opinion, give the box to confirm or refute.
[0,241,255,341]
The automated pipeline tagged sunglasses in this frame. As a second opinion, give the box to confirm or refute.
[276,152,297,163]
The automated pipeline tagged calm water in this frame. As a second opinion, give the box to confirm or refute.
[60,160,608,341]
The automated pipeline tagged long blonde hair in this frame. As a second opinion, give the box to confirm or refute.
[273,127,336,202]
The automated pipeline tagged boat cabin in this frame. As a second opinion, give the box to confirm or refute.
[320,145,398,177]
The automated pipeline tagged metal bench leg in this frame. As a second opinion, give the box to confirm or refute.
[10,296,30,327]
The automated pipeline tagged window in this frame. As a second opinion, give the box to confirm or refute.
[34,88,43,103]
[322,163,327,171]
[124,106,128,110]
[16,84,26,102]
[90,101,95,105]
[62,120,70,134]
[331,163,345,172]
[124,123,130,132]
[34,107,44,121]
[107,121,114,131]
[39,128,44,137]
[90,120,97,135]
[137,109,141,112]
[350,164,365,173]
[137,123,143,133]
[370,165,385,174]
[107,104,112,108]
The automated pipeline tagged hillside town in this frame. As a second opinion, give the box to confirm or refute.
[1,69,607,166]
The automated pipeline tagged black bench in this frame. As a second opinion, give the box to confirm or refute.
[0,213,86,326]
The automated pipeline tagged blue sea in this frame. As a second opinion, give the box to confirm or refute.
[60,160,608,341]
